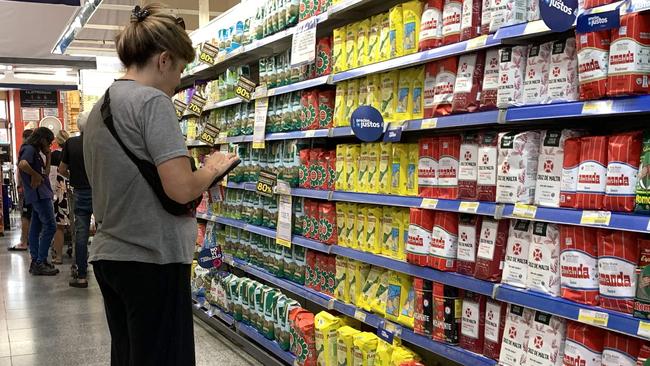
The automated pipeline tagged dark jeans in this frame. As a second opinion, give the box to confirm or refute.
[93,260,195,366]
[73,188,93,278]
[29,198,56,263]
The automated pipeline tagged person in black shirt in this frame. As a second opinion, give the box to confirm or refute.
[59,111,92,288]
[9,129,33,251]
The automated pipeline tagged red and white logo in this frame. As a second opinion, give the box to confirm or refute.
[533,248,543,261]
[461,62,468,72]
[544,160,553,173]
[482,154,490,164]
[484,228,491,239]
[508,326,517,339]
[534,335,544,349]
[487,310,494,321]
[552,67,561,77]
[465,308,472,318]
[512,242,522,255]
[490,58,498,68]
[461,232,468,242]
[528,69,535,79]
[501,74,509,84]
[501,161,510,174]
[464,150,472,161]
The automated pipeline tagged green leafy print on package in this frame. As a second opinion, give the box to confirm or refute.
[319,218,334,241]
[317,49,330,75]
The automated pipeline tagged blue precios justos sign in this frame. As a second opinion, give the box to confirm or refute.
[350,106,385,142]
[540,0,578,32]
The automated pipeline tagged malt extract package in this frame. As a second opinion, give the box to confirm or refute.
[458,133,480,200]
[402,0,423,55]
[498,304,534,366]
[524,312,566,366]
[460,290,486,355]
[547,37,578,103]
[418,137,438,198]
[457,214,482,276]
[419,0,444,51]
[480,48,500,110]
[483,299,507,360]
[523,42,552,105]
[604,131,642,212]
[560,226,599,306]
[535,129,583,208]
[389,5,404,59]
[477,132,499,201]
[527,222,561,296]
[432,283,461,344]
[474,218,509,282]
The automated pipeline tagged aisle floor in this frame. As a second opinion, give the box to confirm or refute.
[0,222,262,366]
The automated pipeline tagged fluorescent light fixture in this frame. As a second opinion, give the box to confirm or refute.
[52,0,104,54]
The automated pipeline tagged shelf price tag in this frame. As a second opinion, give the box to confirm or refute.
[466,35,488,50]
[420,198,439,209]
[523,20,551,35]
[353,310,367,322]
[276,194,292,248]
[580,210,611,226]
[173,99,187,120]
[420,118,437,129]
[187,92,207,116]
[253,97,269,149]
[513,203,537,219]
[578,309,609,327]
[638,321,650,339]
[459,201,480,214]
[199,42,219,66]
[199,123,220,146]
[236,76,257,102]
[582,100,613,115]
[256,170,276,198]
[291,17,317,66]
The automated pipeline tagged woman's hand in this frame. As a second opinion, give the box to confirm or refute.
[30,174,43,189]
[204,152,239,177]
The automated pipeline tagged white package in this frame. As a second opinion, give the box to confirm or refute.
[496,130,540,204]
[548,37,579,102]
[523,42,552,105]
[527,222,561,296]
[497,46,529,108]
[534,129,583,207]
[502,220,533,288]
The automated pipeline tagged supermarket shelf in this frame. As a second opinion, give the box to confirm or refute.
[265,128,331,141]
[493,20,552,41]
[497,284,650,341]
[186,140,210,148]
[223,183,650,234]
[228,258,497,366]
[264,75,332,98]
[204,97,244,111]
[236,322,296,365]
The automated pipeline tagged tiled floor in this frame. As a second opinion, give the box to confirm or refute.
[0,220,261,366]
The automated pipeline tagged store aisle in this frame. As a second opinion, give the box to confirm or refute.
[0,226,261,366]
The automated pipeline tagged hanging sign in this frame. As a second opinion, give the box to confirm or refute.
[253,97,269,149]
[540,0,579,32]
[197,246,223,269]
[173,99,188,120]
[199,123,220,146]
[20,90,58,108]
[290,17,317,66]
[187,92,207,116]
[350,106,384,142]
[256,170,276,197]
[199,43,219,66]
[21,108,40,121]
[383,124,403,142]
[576,5,621,33]
[276,194,292,248]
[236,76,257,102]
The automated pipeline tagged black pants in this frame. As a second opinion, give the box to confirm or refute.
[93,260,195,366]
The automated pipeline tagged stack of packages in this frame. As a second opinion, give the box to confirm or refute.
[305,251,337,297]
[229,140,305,187]
[299,146,337,191]
[301,199,338,245]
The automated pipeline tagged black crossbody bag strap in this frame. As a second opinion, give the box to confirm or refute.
[100,88,200,217]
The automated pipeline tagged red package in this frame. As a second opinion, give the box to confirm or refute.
[474,218,509,282]
[560,226,599,306]
[479,48,500,110]
[577,30,611,100]
[407,208,435,267]
[576,136,608,209]
[602,332,640,365]
[305,250,319,289]
[301,90,319,130]
[477,132,498,201]
[317,90,335,129]
[604,131,642,212]
[583,0,616,9]
[437,135,461,199]
[483,299,506,360]
[433,57,458,116]
[299,149,312,189]
[432,283,461,344]
[452,52,485,113]
[560,137,582,208]
[458,133,480,200]
[460,0,481,41]
[460,290,486,354]
[327,150,336,191]
[419,0,444,51]
[307,149,325,190]
[598,229,640,314]
[316,37,332,77]
[303,199,319,240]
[289,308,317,366]
[442,0,462,45]
[638,343,650,366]
[563,322,605,366]
[608,12,650,96]
[418,137,439,198]
[423,62,438,118]
[318,202,337,245]
[414,278,433,336]
[430,212,459,271]
[457,214,482,276]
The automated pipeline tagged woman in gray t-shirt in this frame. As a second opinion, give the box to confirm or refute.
[83,5,238,365]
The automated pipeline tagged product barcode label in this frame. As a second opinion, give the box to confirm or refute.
[578,309,609,327]
[580,210,611,226]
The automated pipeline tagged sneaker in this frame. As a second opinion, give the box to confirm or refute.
[29,261,35,274]
[32,262,58,276]
[69,278,88,288]
[43,262,60,274]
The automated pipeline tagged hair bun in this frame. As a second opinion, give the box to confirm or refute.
[132,5,150,22]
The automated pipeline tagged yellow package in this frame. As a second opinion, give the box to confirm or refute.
[397,275,415,329]
[356,205,368,252]
[395,208,409,261]
[345,144,360,192]
[359,266,381,311]
[353,333,379,366]
[380,71,398,122]
[367,143,380,194]
[334,82,348,127]
[345,203,358,249]
[333,27,346,73]
[345,79,360,125]
[358,144,370,192]
[358,77,369,107]
[391,144,409,195]
[337,326,361,366]
[348,260,370,306]
[370,269,390,316]
[385,271,411,324]
[335,144,347,191]
[315,311,343,366]
[335,256,348,302]
[366,74,381,110]
[366,206,382,254]
[411,66,424,119]
[376,339,394,366]
[368,15,382,64]
[336,203,347,247]
[406,143,419,196]
[390,346,419,366]
[378,142,392,194]
[402,0,423,55]
[357,19,370,67]
[379,12,391,61]
[345,23,358,69]
[346,259,358,305]
[395,69,413,121]
[389,6,404,59]
[381,207,397,258]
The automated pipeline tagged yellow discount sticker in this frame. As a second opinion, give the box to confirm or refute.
[578,309,609,327]
[513,203,537,219]
[420,198,439,209]
[580,210,611,226]
[420,118,437,129]
[459,201,480,214]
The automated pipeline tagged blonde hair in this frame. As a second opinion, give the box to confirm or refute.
[56,130,70,146]
[115,3,195,68]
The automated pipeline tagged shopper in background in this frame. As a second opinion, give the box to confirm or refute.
[18,127,58,276]
[9,128,34,251]
[50,130,70,265]
[59,111,92,288]
[83,4,238,365]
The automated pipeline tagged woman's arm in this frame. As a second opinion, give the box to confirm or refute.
[18,160,43,188]
[58,162,69,178]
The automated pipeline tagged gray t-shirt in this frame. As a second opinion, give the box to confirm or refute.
[84,80,197,264]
